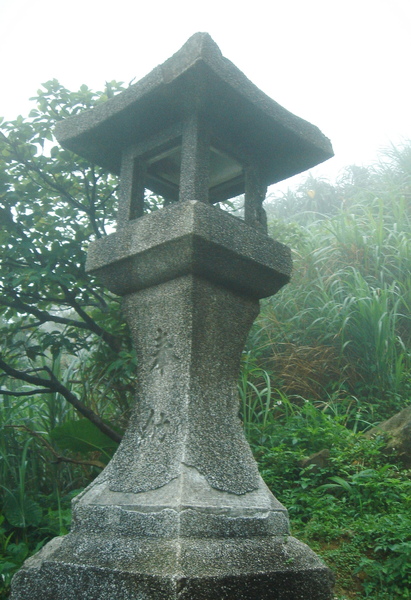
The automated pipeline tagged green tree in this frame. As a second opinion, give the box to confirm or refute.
[0,80,141,444]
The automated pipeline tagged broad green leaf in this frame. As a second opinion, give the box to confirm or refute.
[50,419,119,457]
[4,495,42,528]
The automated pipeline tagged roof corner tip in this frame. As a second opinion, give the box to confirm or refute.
[160,32,223,82]
[181,31,222,59]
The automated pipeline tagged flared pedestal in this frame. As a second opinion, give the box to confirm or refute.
[11,460,333,599]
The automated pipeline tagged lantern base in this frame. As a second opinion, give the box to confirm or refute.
[10,531,334,600]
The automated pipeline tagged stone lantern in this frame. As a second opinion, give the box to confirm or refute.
[11,33,335,599]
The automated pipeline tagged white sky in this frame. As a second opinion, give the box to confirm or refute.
[1,0,410,189]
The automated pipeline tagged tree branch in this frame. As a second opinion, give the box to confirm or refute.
[0,388,53,396]
[3,292,122,353]
[0,356,122,444]
[82,165,102,239]
[3,294,97,330]
[60,284,122,353]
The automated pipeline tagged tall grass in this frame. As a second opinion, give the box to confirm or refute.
[258,165,411,417]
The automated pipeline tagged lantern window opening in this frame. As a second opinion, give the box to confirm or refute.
[125,131,248,214]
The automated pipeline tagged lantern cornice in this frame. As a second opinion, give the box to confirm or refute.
[55,32,333,186]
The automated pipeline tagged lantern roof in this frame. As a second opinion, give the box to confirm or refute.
[55,32,333,188]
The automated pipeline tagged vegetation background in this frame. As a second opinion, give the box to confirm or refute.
[1,83,410,599]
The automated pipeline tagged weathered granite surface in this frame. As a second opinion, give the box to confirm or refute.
[11,535,334,599]
[86,200,291,299]
[11,32,335,599]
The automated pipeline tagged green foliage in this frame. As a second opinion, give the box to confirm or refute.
[0,512,31,599]
[50,419,118,462]
[0,79,138,438]
[0,490,75,598]
[240,358,411,598]
[3,497,42,530]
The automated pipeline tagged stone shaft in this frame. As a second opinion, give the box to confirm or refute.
[100,275,261,496]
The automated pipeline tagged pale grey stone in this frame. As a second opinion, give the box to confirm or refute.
[367,406,411,468]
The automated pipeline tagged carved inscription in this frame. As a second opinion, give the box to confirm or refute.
[138,408,171,444]
[150,328,179,375]
[130,329,181,449]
